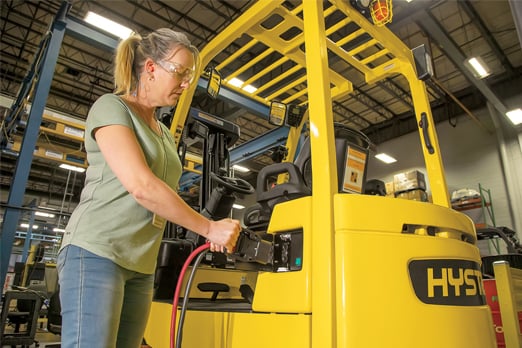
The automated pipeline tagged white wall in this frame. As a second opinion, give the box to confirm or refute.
[366,105,521,237]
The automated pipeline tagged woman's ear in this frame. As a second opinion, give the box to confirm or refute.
[143,59,155,82]
[144,59,155,73]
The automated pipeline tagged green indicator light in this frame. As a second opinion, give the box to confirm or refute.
[295,257,302,266]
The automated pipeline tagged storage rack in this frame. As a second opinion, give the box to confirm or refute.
[452,183,499,254]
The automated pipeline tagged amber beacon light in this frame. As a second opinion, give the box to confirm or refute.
[371,0,393,26]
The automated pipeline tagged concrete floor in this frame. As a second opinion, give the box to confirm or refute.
[33,328,61,347]
[36,316,60,346]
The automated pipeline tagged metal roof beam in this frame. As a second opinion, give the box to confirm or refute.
[416,10,508,117]
[196,78,269,119]
[459,1,514,75]
[64,16,119,52]
[509,0,522,49]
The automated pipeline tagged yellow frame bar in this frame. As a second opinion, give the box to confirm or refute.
[303,2,338,346]
[493,261,522,348]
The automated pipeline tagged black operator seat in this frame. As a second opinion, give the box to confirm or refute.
[243,123,370,230]
[295,123,371,192]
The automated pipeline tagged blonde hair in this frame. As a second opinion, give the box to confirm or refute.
[113,28,200,95]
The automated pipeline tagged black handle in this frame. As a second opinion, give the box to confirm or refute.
[419,112,435,154]
[197,282,230,301]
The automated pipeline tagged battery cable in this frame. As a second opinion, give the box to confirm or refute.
[170,242,210,348]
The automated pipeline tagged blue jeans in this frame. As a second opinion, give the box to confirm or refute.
[57,245,154,348]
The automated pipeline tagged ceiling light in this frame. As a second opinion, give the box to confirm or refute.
[227,77,257,93]
[228,77,243,88]
[20,223,39,229]
[375,153,397,164]
[53,228,66,233]
[232,203,245,210]
[37,206,58,211]
[466,57,490,79]
[35,211,55,218]
[232,164,250,173]
[242,84,258,94]
[59,163,86,173]
[506,108,522,126]
[84,11,133,40]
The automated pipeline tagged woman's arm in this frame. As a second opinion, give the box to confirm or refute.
[94,124,240,251]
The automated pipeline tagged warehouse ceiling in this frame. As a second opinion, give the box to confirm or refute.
[1,0,521,211]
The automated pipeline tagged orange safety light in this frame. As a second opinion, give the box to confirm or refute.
[370,0,393,27]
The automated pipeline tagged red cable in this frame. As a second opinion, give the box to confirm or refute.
[170,242,210,348]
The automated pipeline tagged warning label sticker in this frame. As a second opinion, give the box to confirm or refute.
[342,146,367,193]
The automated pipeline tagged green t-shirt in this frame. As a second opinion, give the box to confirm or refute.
[61,94,183,274]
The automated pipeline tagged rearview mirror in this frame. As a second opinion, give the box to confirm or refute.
[207,67,221,98]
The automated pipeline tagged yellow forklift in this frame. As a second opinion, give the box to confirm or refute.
[145,1,497,347]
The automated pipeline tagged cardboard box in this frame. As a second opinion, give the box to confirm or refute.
[385,181,394,196]
[394,170,426,193]
[395,189,428,202]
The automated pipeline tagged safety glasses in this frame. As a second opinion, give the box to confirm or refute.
[156,60,195,83]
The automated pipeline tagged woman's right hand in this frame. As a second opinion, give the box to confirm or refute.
[206,218,241,253]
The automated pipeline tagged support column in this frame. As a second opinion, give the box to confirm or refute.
[1,4,69,286]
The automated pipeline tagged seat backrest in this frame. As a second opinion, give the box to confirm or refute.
[294,123,371,193]
[244,124,369,229]
[256,162,311,208]
[243,162,310,229]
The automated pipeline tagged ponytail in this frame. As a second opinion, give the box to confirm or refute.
[114,34,143,95]
[113,29,199,96]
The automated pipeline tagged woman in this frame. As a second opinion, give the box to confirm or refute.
[57,28,241,348]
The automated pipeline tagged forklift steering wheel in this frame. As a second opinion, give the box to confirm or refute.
[210,172,255,195]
